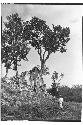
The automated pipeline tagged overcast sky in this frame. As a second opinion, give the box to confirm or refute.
[1,4,83,87]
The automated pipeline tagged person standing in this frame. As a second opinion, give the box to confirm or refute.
[59,95,63,109]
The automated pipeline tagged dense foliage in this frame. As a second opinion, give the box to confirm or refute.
[1,75,59,121]
[1,13,30,74]
[23,17,70,73]
[1,13,82,121]
[1,76,82,121]
[47,85,82,103]
[59,85,82,103]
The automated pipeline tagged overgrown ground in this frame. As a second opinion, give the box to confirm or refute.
[1,99,82,121]
[1,76,82,121]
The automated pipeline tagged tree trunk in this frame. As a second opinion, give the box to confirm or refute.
[5,68,8,77]
[40,60,45,86]
[41,60,45,74]
[14,59,19,86]
[14,57,18,76]
[34,78,36,92]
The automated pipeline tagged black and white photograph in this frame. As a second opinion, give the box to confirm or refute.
[1,3,82,122]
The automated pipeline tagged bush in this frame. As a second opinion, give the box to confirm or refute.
[1,75,60,120]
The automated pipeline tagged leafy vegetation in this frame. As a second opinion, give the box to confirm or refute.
[23,16,70,74]
[59,85,82,103]
[1,13,82,121]
[1,13,30,75]
[49,71,64,97]
[1,75,82,121]
[47,85,82,103]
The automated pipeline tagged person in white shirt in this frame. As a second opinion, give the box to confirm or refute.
[58,95,63,109]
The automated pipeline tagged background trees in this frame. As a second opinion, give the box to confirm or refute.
[1,13,30,76]
[58,85,82,102]
[23,17,70,74]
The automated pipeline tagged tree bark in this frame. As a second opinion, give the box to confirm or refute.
[14,56,18,75]
[40,60,45,86]
[34,78,36,92]
[41,59,45,74]
[5,68,8,77]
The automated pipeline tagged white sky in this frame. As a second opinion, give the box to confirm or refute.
[1,4,83,88]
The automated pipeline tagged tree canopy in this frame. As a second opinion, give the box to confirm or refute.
[1,13,30,74]
[23,17,70,73]
[2,15,70,77]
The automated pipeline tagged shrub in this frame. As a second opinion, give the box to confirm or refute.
[1,75,60,120]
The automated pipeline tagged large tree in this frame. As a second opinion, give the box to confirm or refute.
[1,13,30,76]
[23,17,70,74]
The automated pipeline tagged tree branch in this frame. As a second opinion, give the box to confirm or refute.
[24,57,28,61]
[43,50,46,60]
[44,51,51,62]
[38,48,42,61]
